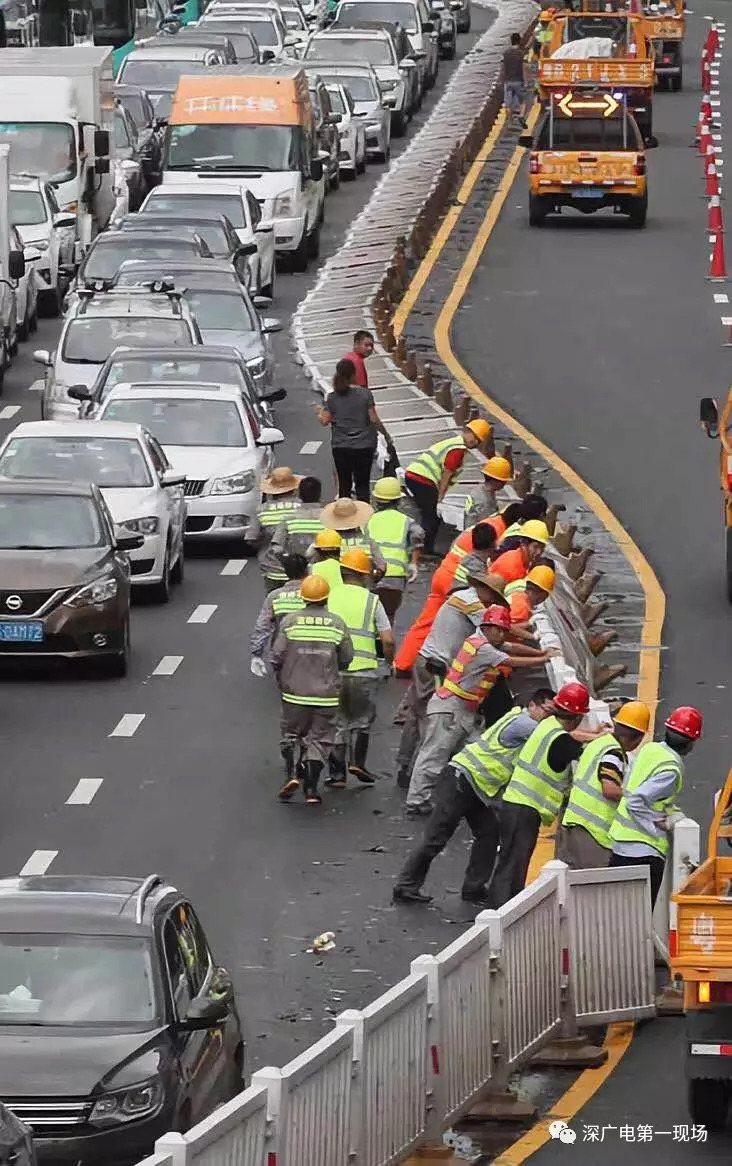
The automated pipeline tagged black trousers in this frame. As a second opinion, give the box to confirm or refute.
[485,800,541,908]
[609,850,666,909]
[396,765,500,896]
[332,446,374,502]
[405,475,441,553]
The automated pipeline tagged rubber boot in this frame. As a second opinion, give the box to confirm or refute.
[278,745,299,801]
[326,744,348,789]
[348,731,378,785]
[304,760,323,805]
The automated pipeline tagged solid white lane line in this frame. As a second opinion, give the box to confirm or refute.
[188,604,217,624]
[109,713,145,737]
[0,405,21,419]
[300,440,322,455]
[66,778,103,805]
[221,559,247,576]
[714,293,729,303]
[153,655,183,676]
[20,850,58,876]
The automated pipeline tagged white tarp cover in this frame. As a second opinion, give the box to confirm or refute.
[551,37,615,58]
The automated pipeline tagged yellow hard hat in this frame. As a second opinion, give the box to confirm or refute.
[372,476,402,502]
[614,700,651,735]
[315,529,342,550]
[526,565,555,593]
[520,519,550,545]
[340,547,372,574]
[465,418,492,443]
[539,8,551,17]
[300,575,330,602]
[481,456,512,483]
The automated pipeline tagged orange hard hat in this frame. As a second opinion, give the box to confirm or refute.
[482,456,512,483]
[465,418,492,443]
[340,547,372,574]
[554,681,590,716]
[526,565,555,593]
[300,575,330,602]
[665,706,703,740]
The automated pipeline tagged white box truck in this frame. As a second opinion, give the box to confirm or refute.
[0,144,29,386]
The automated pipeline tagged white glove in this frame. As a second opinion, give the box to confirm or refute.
[250,657,268,679]
[407,563,419,584]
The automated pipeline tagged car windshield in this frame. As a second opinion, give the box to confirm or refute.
[167,123,299,171]
[9,189,47,228]
[0,934,157,1025]
[282,6,307,27]
[538,116,635,149]
[239,17,278,44]
[119,57,215,88]
[307,36,393,64]
[565,14,628,43]
[0,122,76,184]
[326,87,346,113]
[335,0,417,31]
[0,437,153,489]
[322,73,379,99]
[184,289,255,331]
[102,356,246,392]
[63,318,191,364]
[198,24,259,58]
[101,398,248,447]
[82,238,200,280]
[135,217,231,254]
[145,191,246,228]
[0,495,103,549]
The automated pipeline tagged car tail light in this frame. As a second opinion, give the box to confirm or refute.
[726,456,732,492]
[634,155,646,175]
[699,981,732,1004]
[662,54,672,64]
[529,154,541,174]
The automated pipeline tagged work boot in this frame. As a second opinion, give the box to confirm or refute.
[393,886,433,904]
[304,760,323,805]
[396,767,411,790]
[278,746,299,801]
[325,744,347,789]
[348,731,378,785]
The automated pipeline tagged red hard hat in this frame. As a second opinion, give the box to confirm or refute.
[554,681,590,716]
[665,706,703,740]
[482,604,512,630]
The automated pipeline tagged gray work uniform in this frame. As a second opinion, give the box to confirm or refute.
[260,504,325,584]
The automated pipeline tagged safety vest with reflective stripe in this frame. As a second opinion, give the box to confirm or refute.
[504,578,527,597]
[406,436,465,487]
[312,557,343,590]
[609,741,683,858]
[258,498,301,528]
[271,582,306,620]
[281,614,346,706]
[562,732,621,850]
[366,509,409,578]
[502,715,571,826]
[436,632,501,705]
[326,584,379,672]
[452,706,525,800]
[498,521,523,544]
[440,528,473,579]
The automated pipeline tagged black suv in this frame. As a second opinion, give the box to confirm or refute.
[0,876,244,1166]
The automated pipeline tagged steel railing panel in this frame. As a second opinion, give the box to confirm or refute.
[156,1085,268,1166]
[280,1027,353,1166]
[435,922,495,1124]
[498,877,562,1070]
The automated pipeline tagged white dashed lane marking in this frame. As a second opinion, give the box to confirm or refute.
[109,713,146,738]
[19,850,58,876]
[221,560,247,576]
[66,778,103,805]
[714,293,729,303]
[300,441,322,455]
[188,604,217,624]
[0,405,21,419]
[153,655,183,676]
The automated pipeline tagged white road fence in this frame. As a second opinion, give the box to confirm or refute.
[143,858,657,1166]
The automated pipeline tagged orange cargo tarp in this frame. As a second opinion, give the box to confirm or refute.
[170,73,310,127]
[539,58,654,86]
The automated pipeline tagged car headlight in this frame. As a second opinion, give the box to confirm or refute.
[27,240,49,253]
[66,575,118,607]
[211,470,255,494]
[380,78,398,90]
[62,201,78,213]
[121,516,159,535]
[89,1077,164,1127]
[274,193,293,216]
[246,356,267,378]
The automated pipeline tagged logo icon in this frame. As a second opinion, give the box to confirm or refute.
[549,1120,577,1145]
[5,595,22,611]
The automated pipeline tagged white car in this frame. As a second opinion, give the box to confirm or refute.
[325,82,366,177]
[139,182,276,299]
[96,385,284,548]
[316,64,391,160]
[10,224,38,345]
[202,5,295,59]
[9,175,77,319]
[0,420,187,602]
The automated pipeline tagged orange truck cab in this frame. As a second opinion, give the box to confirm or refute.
[670,767,732,1129]
[700,391,732,602]
[642,3,685,91]
[522,90,647,227]
[538,12,655,140]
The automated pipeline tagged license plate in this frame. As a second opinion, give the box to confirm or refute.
[0,620,44,642]
[571,188,603,198]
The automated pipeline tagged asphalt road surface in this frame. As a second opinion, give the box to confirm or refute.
[0,8,505,1077]
[451,2,732,1157]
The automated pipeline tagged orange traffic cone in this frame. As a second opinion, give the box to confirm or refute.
[709,195,724,233]
[706,163,720,198]
[708,231,728,280]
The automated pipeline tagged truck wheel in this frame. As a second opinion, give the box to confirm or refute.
[391,110,407,138]
[529,194,548,227]
[671,66,682,92]
[291,231,309,273]
[687,1078,729,1130]
[726,526,732,605]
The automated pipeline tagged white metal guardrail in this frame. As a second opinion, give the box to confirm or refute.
[138,858,664,1166]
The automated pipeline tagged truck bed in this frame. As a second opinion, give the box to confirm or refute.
[539,59,654,87]
[672,855,732,979]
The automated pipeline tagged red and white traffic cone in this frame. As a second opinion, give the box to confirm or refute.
[702,95,713,122]
[709,194,724,233]
[709,26,720,55]
[706,162,720,199]
[703,59,712,93]
[704,142,718,176]
[700,126,712,159]
[708,231,728,280]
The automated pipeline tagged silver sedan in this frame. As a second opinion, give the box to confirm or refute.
[315,63,391,162]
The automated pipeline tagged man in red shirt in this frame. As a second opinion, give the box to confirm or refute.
[342,329,375,388]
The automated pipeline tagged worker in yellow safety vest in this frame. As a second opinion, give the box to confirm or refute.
[250,553,309,676]
[257,466,304,590]
[463,456,513,526]
[404,419,493,555]
[365,476,424,624]
[260,477,325,587]
[311,529,344,591]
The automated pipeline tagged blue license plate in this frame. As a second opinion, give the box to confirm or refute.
[571,188,603,198]
[0,620,44,642]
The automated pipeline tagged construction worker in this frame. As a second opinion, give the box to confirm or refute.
[532,8,555,57]
[393,689,556,904]
[261,477,325,583]
[496,495,550,551]
[464,456,513,525]
[485,681,592,907]
[491,519,550,584]
[609,705,703,907]
[405,607,559,817]
[250,553,308,676]
[366,477,424,624]
[319,497,387,577]
[506,564,556,626]
[557,700,651,870]
[311,529,343,591]
[326,548,394,785]
[404,419,493,555]
[270,575,353,805]
[257,466,304,591]
[395,570,510,789]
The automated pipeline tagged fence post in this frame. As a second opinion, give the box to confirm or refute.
[335,1008,364,1162]
[410,953,444,1143]
[251,1066,284,1166]
[656,816,700,1015]
[153,1133,188,1166]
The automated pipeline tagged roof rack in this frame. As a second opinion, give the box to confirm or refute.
[135,873,162,923]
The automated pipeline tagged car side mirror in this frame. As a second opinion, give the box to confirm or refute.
[117,533,145,551]
[253,294,272,309]
[329,111,342,124]
[24,247,43,264]
[261,317,282,333]
[182,993,229,1029]
[382,93,396,108]
[257,425,285,446]
[421,21,434,31]
[235,241,258,258]
[700,396,719,437]
[33,349,52,367]
[310,157,324,181]
[518,134,534,148]
[263,387,287,403]
[67,384,93,401]
[95,157,110,175]
[401,58,417,69]
[8,249,25,281]
[94,128,110,157]
[256,219,274,233]
[261,48,276,62]
[450,1,461,8]
[53,212,77,229]
[161,469,186,486]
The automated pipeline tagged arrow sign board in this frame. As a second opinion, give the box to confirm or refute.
[556,92,620,117]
